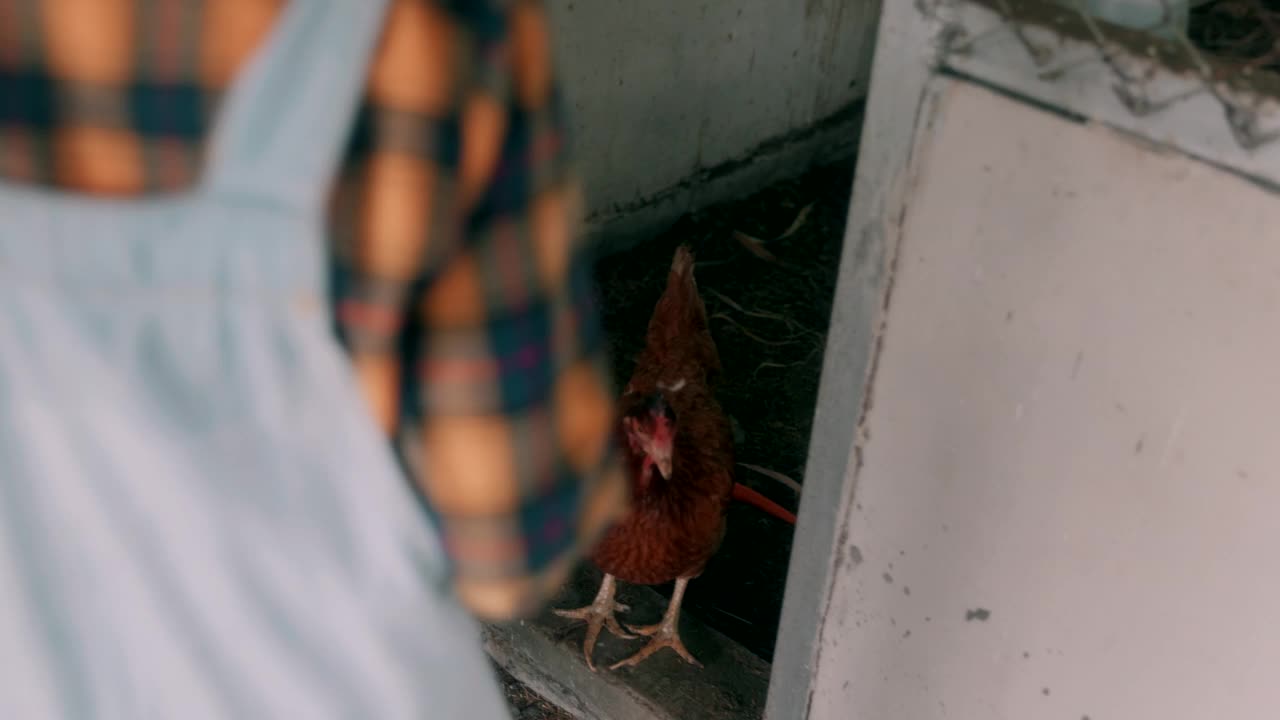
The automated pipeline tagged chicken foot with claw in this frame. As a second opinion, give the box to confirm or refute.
[554,574,635,671]
[610,576,700,670]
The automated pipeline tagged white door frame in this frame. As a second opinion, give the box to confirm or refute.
[766,2,1280,717]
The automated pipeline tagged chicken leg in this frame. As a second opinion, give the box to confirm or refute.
[609,576,700,670]
[554,574,635,671]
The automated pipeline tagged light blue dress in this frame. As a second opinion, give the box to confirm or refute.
[0,1,510,717]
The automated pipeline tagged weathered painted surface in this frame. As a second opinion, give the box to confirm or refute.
[764,0,933,714]
[809,78,1280,719]
[549,0,880,249]
[945,0,1280,190]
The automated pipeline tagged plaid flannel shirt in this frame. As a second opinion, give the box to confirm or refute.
[0,0,626,621]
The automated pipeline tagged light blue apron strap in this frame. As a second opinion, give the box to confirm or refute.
[200,0,392,213]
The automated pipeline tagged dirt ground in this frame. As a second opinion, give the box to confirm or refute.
[494,664,574,720]
[593,160,855,661]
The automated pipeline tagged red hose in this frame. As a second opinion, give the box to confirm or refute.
[731,483,797,525]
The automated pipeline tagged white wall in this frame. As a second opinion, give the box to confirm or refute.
[549,0,880,248]
[810,79,1280,719]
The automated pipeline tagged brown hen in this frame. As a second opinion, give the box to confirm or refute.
[556,245,735,672]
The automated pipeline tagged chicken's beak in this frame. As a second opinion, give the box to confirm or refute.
[653,448,673,480]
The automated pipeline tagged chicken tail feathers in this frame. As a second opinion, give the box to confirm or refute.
[658,245,719,374]
[635,244,722,385]
[670,244,696,281]
[663,246,702,321]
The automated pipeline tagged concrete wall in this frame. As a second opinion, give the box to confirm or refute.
[808,79,1280,719]
[549,0,880,249]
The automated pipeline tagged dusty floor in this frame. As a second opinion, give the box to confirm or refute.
[593,160,855,661]
[495,664,574,720]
